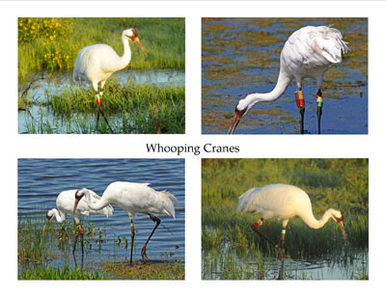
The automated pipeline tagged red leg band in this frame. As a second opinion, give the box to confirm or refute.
[96,97,102,106]
[295,90,305,108]
[77,225,83,235]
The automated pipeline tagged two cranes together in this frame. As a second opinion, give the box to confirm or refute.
[43,181,177,266]
[73,25,349,134]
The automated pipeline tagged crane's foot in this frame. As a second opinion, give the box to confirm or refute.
[141,244,149,263]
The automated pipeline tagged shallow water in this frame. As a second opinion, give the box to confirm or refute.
[202,238,368,280]
[18,159,185,272]
[18,69,184,134]
[202,18,368,134]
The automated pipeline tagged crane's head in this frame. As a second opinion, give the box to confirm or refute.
[123,28,146,54]
[227,98,251,134]
[331,210,346,239]
[42,210,54,234]
[72,189,86,216]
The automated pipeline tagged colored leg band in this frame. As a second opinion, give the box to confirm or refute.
[77,225,83,235]
[96,94,102,106]
[131,223,134,234]
[281,229,286,241]
[253,220,263,228]
[295,90,305,108]
[317,95,323,107]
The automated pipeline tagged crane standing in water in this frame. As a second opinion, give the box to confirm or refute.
[228,26,350,134]
[237,184,346,260]
[73,181,177,265]
[73,28,146,133]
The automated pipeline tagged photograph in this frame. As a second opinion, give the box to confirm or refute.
[18,158,185,280]
[202,18,368,134]
[202,158,368,280]
[18,18,185,134]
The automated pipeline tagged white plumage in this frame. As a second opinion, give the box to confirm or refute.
[73,181,177,264]
[237,184,346,249]
[73,28,146,131]
[228,25,350,134]
[43,188,113,232]
[73,28,145,93]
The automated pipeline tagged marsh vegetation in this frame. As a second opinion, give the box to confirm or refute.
[201,159,368,279]
[18,18,185,134]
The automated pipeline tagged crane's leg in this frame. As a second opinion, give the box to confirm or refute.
[94,83,113,133]
[316,89,323,134]
[251,218,283,258]
[295,89,305,134]
[279,220,289,262]
[72,224,83,267]
[129,216,135,266]
[141,213,161,263]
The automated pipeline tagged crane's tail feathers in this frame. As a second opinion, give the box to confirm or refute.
[159,191,177,219]
[237,188,259,212]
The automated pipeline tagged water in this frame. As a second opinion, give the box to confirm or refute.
[18,158,185,271]
[202,18,368,134]
[202,238,368,280]
[18,69,185,134]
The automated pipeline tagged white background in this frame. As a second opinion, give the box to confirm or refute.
[1,1,384,297]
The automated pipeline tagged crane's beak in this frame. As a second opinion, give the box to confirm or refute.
[336,218,346,239]
[228,106,247,134]
[42,214,52,234]
[133,37,146,54]
[73,198,80,216]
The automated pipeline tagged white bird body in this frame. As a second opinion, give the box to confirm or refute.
[237,184,344,231]
[73,42,132,91]
[72,28,145,132]
[73,181,177,264]
[229,26,350,134]
[81,181,177,218]
[47,189,113,222]
[44,189,113,235]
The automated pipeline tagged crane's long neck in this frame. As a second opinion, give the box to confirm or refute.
[300,208,336,229]
[111,37,132,72]
[50,208,66,223]
[84,192,111,211]
[244,68,292,105]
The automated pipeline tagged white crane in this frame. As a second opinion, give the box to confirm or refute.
[73,28,146,132]
[237,184,346,260]
[72,181,177,265]
[228,26,350,134]
[43,189,114,259]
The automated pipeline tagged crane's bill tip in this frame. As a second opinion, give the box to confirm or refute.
[338,220,346,239]
[228,113,240,134]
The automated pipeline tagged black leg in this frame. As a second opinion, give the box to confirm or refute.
[73,233,78,255]
[299,107,305,135]
[317,89,323,134]
[251,218,283,258]
[130,218,135,266]
[141,213,161,263]
[295,90,305,134]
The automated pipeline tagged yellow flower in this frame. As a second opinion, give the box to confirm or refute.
[49,35,54,40]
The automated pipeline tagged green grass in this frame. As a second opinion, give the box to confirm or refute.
[19,265,109,280]
[202,159,368,279]
[18,18,185,83]
[20,78,185,134]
